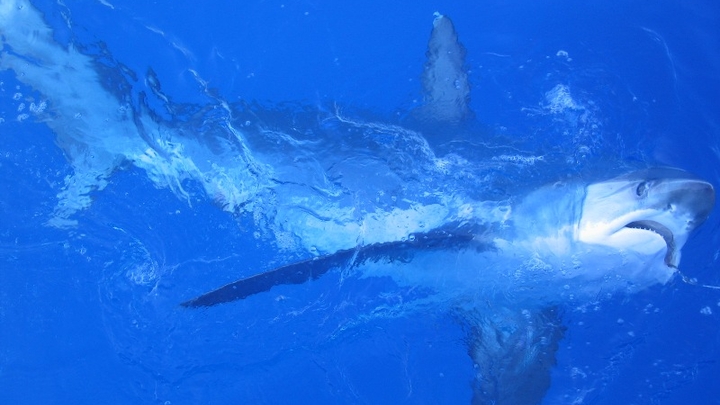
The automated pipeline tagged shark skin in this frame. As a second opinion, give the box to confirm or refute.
[420,12,472,123]
[2,1,716,404]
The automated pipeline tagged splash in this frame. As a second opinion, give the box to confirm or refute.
[1,1,577,257]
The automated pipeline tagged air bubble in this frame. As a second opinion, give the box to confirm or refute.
[30,101,47,114]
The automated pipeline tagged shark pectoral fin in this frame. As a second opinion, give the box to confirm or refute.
[181,225,481,308]
[467,307,565,405]
[180,248,356,308]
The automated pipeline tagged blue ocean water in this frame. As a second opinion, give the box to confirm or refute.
[1,0,719,404]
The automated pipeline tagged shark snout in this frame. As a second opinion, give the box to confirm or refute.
[669,178,715,230]
[692,180,714,227]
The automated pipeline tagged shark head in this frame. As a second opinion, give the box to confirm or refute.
[578,167,715,270]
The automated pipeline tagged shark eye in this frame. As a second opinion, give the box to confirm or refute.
[636,181,650,197]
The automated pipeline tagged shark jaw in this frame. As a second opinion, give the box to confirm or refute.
[577,167,715,270]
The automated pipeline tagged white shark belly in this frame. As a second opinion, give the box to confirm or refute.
[358,239,673,308]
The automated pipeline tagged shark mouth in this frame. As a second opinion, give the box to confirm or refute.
[625,220,677,267]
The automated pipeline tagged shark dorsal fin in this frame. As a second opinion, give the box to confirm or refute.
[420,12,472,123]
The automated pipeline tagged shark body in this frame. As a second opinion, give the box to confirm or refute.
[183,168,714,309]
[2,2,716,404]
[182,167,714,404]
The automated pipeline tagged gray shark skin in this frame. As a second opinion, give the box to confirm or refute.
[419,12,472,123]
[1,1,716,404]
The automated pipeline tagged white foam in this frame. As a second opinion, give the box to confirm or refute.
[544,84,580,113]
[2,0,276,226]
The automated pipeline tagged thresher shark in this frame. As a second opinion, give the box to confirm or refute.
[1,3,714,403]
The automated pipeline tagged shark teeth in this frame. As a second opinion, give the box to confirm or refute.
[625,220,677,267]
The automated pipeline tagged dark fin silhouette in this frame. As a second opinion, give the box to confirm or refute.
[419,12,472,124]
[181,249,356,308]
[467,307,565,405]
[181,224,484,308]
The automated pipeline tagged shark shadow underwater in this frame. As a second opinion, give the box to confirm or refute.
[1,3,715,404]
